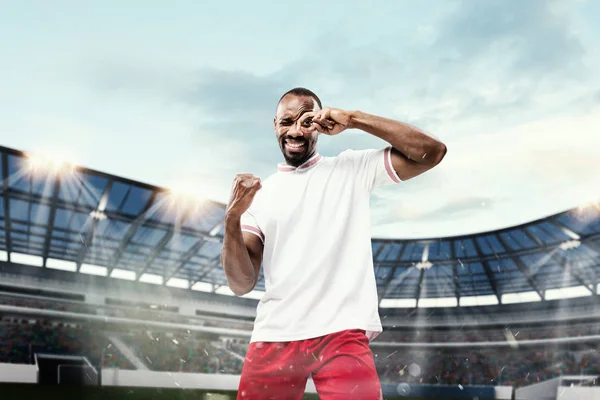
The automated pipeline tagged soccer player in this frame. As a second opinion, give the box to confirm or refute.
[221,88,447,399]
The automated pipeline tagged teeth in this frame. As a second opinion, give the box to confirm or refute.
[287,142,304,148]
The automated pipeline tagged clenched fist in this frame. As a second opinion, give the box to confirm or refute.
[225,174,262,219]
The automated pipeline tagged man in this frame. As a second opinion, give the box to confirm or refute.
[221,88,446,399]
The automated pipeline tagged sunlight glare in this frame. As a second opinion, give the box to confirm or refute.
[24,151,78,176]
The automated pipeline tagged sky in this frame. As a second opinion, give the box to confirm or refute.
[1,0,599,239]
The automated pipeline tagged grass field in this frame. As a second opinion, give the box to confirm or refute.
[0,383,473,400]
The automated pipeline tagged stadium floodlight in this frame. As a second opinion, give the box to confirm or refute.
[23,151,77,176]
[166,181,206,204]
[561,228,581,240]
[209,223,222,236]
[415,243,432,269]
[89,210,107,220]
[559,240,581,250]
[576,196,600,212]
[415,261,433,270]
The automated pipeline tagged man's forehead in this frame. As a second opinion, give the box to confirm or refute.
[276,95,319,118]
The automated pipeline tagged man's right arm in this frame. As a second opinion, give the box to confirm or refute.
[221,215,263,296]
[220,174,264,296]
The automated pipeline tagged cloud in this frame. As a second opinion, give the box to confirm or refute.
[373,196,496,225]
[72,0,599,237]
[85,0,593,146]
[369,105,600,239]
[437,0,584,75]
[183,69,283,118]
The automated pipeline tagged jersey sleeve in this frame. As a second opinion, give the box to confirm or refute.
[344,146,403,192]
[240,208,265,243]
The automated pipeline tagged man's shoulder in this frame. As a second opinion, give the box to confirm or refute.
[333,148,384,163]
[337,147,383,156]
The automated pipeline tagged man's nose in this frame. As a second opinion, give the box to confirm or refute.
[287,121,304,137]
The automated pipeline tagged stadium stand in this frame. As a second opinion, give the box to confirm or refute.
[0,318,133,369]
[0,144,599,399]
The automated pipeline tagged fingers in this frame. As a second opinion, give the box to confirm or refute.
[241,178,260,189]
[227,174,262,217]
[234,174,261,190]
[314,119,335,133]
[298,112,318,133]
[298,111,316,124]
[312,107,335,132]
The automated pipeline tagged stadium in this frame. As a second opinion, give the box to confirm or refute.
[0,143,598,400]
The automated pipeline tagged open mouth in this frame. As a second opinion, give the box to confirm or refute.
[284,139,306,153]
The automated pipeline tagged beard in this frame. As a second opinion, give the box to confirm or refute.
[280,136,314,167]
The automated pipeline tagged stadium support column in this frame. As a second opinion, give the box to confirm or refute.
[550,250,596,294]
[163,217,224,285]
[579,239,600,255]
[136,209,191,282]
[415,269,425,307]
[496,235,546,301]
[471,238,502,304]
[1,152,13,262]
[189,256,221,284]
[377,241,412,300]
[163,222,223,284]
[548,218,600,259]
[42,175,62,268]
[164,238,207,284]
[75,180,114,271]
[373,242,392,300]
[450,241,461,302]
[107,192,158,277]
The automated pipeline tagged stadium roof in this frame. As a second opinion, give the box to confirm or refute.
[0,145,599,307]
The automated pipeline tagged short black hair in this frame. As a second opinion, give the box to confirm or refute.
[277,87,322,109]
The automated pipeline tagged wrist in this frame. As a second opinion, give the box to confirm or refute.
[224,212,242,226]
[347,110,366,130]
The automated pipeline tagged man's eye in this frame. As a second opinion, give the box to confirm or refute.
[302,118,313,126]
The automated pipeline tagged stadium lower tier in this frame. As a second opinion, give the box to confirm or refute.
[121,331,243,374]
[3,293,600,344]
[374,345,600,387]
[1,319,599,388]
[0,320,133,369]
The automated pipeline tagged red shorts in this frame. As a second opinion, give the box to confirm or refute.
[236,329,383,400]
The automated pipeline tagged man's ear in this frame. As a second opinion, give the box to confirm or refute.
[273,117,277,131]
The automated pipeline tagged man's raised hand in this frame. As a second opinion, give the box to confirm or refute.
[310,107,353,136]
[225,174,262,219]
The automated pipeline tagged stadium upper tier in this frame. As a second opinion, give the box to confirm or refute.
[0,145,599,307]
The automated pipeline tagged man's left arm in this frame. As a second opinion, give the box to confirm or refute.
[310,108,447,181]
[347,110,447,181]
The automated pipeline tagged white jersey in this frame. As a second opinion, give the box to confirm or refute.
[240,147,402,343]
